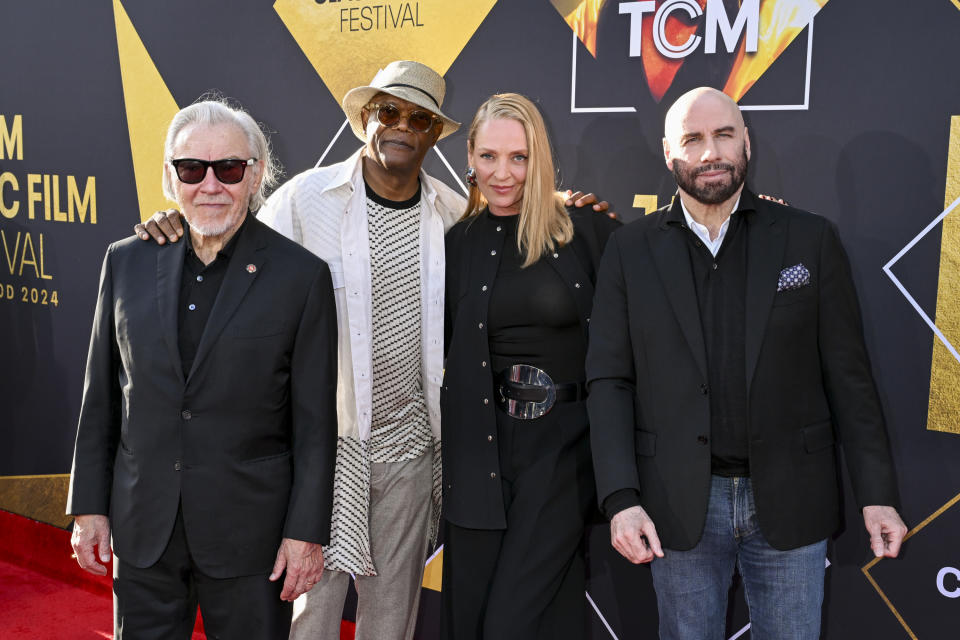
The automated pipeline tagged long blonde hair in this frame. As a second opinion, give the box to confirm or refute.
[462,93,573,267]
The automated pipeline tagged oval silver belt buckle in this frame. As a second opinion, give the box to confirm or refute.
[501,364,556,419]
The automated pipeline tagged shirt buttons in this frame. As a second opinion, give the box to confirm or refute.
[700,384,708,395]
[478,323,484,329]
[496,225,502,232]
[196,275,203,282]
[553,253,559,259]
[490,472,497,479]
[174,461,182,471]
[481,361,487,367]
[481,285,487,292]
[697,435,709,445]
[181,410,192,420]
[574,282,581,288]
[490,250,497,256]
[487,435,493,441]
[187,303,196,311]
[712,263,718,270]
[483,398,489,405]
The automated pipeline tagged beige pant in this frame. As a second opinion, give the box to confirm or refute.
[290,451,433,640]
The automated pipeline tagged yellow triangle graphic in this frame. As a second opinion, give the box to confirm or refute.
[113,0,180,221]
[422,547,442,592]
[273,0,497,105]
[927,114,960,435]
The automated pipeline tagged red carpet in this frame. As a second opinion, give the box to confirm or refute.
[0,510,356,639]
[1,557,114,639]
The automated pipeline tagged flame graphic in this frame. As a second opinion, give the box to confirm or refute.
[554,0,607,57]
[641,0,707,102]
[723,0,829,101]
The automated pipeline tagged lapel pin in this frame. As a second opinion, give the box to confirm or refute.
[246,264,257,274]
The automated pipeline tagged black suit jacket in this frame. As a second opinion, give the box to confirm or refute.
[587,190,900,551]
[442,206,619,529]
[66,215,338,578]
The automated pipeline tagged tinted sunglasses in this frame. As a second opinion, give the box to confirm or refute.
[366,102,441,133]
[170,158,256,185]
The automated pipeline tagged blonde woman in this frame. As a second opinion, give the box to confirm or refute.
[441,93,619,639]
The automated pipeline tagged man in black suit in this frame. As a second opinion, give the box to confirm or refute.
[587,87,907,639]
[67,100,338,639]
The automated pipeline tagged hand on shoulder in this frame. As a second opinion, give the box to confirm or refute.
[134,210,183,244]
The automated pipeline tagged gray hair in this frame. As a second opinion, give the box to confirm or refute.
[162,98,280,211]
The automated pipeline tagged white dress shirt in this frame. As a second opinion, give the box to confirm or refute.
[679,195,741,257]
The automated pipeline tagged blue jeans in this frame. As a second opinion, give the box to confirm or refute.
[650,476,826,640]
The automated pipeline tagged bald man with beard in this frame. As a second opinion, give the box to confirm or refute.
[586,87,907,639]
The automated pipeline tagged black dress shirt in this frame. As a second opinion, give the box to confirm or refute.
[178,216,248,377]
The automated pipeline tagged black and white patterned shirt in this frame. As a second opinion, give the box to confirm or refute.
[365,183,433,463]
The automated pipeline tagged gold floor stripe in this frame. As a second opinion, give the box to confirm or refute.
[903,491,960,538]
[861,567,918,640]
[0,474,70,480]
[861,491,960,638]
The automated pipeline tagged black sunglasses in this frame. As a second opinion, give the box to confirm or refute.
[170,158,256,185]
[365,102,441,133]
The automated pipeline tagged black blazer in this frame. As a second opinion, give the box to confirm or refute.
[442,206,619,529]
[587,190,900,551]
[66,215,338,578]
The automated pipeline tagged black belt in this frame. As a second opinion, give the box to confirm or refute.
[497,379,588,403]
[494,364,587,419]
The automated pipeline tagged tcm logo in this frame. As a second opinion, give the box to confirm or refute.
[938,567,960,598]
[619,0,757,60]
[554,0,829,103]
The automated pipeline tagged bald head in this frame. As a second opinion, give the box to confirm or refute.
[662,87,750,207]
[664,87,744,144]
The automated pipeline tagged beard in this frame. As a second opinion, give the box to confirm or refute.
[672,145,748,205]
[185,204,247,238]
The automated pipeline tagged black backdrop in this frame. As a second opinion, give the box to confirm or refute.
[2,1,959,637]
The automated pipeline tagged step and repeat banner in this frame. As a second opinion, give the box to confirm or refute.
[2,1,958,637]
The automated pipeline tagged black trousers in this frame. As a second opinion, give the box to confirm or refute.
[441,400,595,640]
[113,506,291,640]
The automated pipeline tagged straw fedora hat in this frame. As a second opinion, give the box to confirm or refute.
[342,60,460,141]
